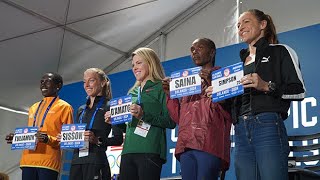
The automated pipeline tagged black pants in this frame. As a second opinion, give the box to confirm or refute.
[101,163,111,180]
[21,167,58,180]
[119,153,163,180]
[70,164,109,180]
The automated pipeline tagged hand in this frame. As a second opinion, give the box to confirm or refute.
[5,133,14,144]
[84,130,98,144]
[130,104,143,119]
[104,111,111,124]
[199,69,212,85]
[56,133,61,142]
[162,77,171,96]
[35,132,49,143]
[205,86,213,98]
[241,73,268,92]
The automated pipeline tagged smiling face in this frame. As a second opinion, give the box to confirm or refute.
[190,39,215,68]
[40,73,60,97]
[132,54,150,83]
[83,70,104,97]
[237,12,267,46]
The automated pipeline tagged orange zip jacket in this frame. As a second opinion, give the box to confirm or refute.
[20,96,73,172]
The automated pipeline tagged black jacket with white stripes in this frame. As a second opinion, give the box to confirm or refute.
[232,37,306,122]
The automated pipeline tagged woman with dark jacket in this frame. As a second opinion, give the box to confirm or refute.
[70,68,123,180]
[208,9,306,180]
[234,9,305,180]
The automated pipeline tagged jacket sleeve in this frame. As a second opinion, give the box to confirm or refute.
[279,45,306,100]
[47,135,59,148]
[106,125,124,146]
[61,105,74,125]
[27,104,36,127]
[166,96,180,124]
[47,105,74,148]
[115,123,127,132]
[142,90,176,129]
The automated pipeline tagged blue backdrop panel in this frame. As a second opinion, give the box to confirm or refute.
[59,23,320,179]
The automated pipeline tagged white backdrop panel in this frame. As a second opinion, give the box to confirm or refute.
[0,2,55,40]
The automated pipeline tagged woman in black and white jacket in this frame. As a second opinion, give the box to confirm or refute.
[233,9,306,180]
[207,9,306,180]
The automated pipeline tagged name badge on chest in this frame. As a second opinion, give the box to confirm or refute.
[79,140,89,157]
[134,120,151,138]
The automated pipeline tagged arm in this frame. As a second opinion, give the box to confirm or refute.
[142,89,176,129]
[161,77,180,124]
[116,123,127,132]
[166,96,180,124]
[47,105,74,147]
[280,45,306,100]
[103,102,123,146]
[5,133,14,144]
[106,126,123,146]
[105,110,127,133]
[213,101,233,124]
[218,98,232,114]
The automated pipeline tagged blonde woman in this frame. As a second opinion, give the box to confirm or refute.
[70,68,123,180]
[105,48,176,180]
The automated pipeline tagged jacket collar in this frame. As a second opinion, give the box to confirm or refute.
[144,79,159,89]
[131,80,160,95]
[42,96,59,102]
[253,37,269,49]
[141,79,161,91]
[86,95,104,106]
[240,37,270,62]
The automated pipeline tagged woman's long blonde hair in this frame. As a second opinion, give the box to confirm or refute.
[84,68,112,100]
[128,47,165,93]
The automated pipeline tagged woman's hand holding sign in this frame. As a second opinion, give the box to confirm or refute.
[130,104,143,119]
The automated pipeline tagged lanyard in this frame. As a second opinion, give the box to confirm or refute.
[137,86,141,105]
[79,98,104,130]
[33,96,58,127]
